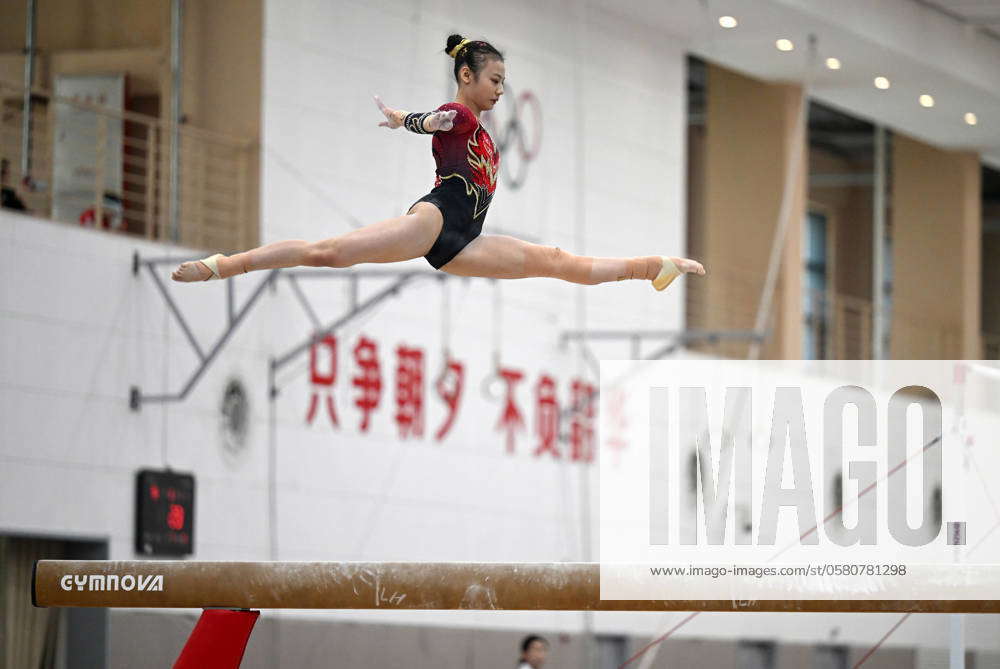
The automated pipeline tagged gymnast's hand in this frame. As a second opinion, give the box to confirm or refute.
[374,95,404,128]
[374,95,457,132]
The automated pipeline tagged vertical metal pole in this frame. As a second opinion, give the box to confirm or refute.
[267,358,278,559]
[950,614,965,668]
[21,0,37,179]
[950,366,967,669]
[169,0,183,243]
[873,125,887,359]
[267,356,281,669]
[573,4,595,668]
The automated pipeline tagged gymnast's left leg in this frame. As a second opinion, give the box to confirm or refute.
[439,235,705,289]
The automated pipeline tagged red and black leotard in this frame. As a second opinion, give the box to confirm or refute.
[407,102,500,269]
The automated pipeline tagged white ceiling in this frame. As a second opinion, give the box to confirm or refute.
[595,0,1000,168]
[920,0,1000,39]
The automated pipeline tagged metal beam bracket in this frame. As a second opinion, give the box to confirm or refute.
[129,252,440,410]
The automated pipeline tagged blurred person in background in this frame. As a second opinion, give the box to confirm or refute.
[517,635,549,669]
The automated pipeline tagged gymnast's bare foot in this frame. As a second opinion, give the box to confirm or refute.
[171,254,224,282]
[669,256,706,276]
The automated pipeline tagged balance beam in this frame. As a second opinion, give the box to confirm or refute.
[32,561,1000,613]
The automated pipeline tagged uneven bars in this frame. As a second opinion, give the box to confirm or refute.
[32,561,1000,613]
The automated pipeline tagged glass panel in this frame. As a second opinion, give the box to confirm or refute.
[804,211,829,359]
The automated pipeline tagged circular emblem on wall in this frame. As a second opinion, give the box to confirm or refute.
[481,85,542,190]
[220,378,250,457]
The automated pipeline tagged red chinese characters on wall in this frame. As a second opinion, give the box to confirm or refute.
[495,368,526,454]
[395,346,424,439]
[304,334,609,461]
[305,335,339,428]
[569,379,596,463]
[434,356,465,441]
[534,374,560,459]
[352,336,381,432]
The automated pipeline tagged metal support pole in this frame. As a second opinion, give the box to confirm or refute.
[559,329,762,346]
[951,363,968,669]
[20,0,36,179]
[130,268,278,409]
[169,0,183,243]
[145,264,206,363]
[273,275,411,371]
[951,614,965,669]
[286,275,322,330]
[267,358,278,561]
[873,125,887,359]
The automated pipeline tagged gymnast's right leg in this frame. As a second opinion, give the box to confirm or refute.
[171,202,443,281]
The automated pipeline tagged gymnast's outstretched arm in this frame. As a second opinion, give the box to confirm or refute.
[373,95,458,134]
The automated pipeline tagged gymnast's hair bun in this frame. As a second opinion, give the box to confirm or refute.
[444,34,503,81]
[446,34,466,58]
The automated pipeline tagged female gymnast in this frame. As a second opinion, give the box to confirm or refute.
[171,34,706,289]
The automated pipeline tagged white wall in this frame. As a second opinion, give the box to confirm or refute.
[0,211,273,562]
[4,0,999,659]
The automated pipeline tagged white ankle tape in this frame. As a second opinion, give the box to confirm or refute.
[201,254,224,280]
[652,256,680,291]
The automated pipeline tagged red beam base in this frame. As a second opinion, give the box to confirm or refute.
[173,609,260,669]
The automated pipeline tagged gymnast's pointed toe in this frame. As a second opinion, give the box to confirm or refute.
[171,253,225,282]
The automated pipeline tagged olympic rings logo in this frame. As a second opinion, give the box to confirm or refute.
[482,85,542,190]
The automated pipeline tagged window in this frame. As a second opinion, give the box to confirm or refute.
[803,210,829,359]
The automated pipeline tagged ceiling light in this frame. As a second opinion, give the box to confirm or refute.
[825,57,841,70]
[919,94,935,108]
[719,16,738,28]
[964,112,978,126]
[874,76,890,90]
[776,39,794,52]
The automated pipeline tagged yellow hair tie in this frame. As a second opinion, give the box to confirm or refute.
[449,38,472,58]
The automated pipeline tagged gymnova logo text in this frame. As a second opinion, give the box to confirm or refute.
[60,574,164,592]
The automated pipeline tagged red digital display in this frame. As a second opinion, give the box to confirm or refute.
[135,470,195,556]
[167,504,185,531]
